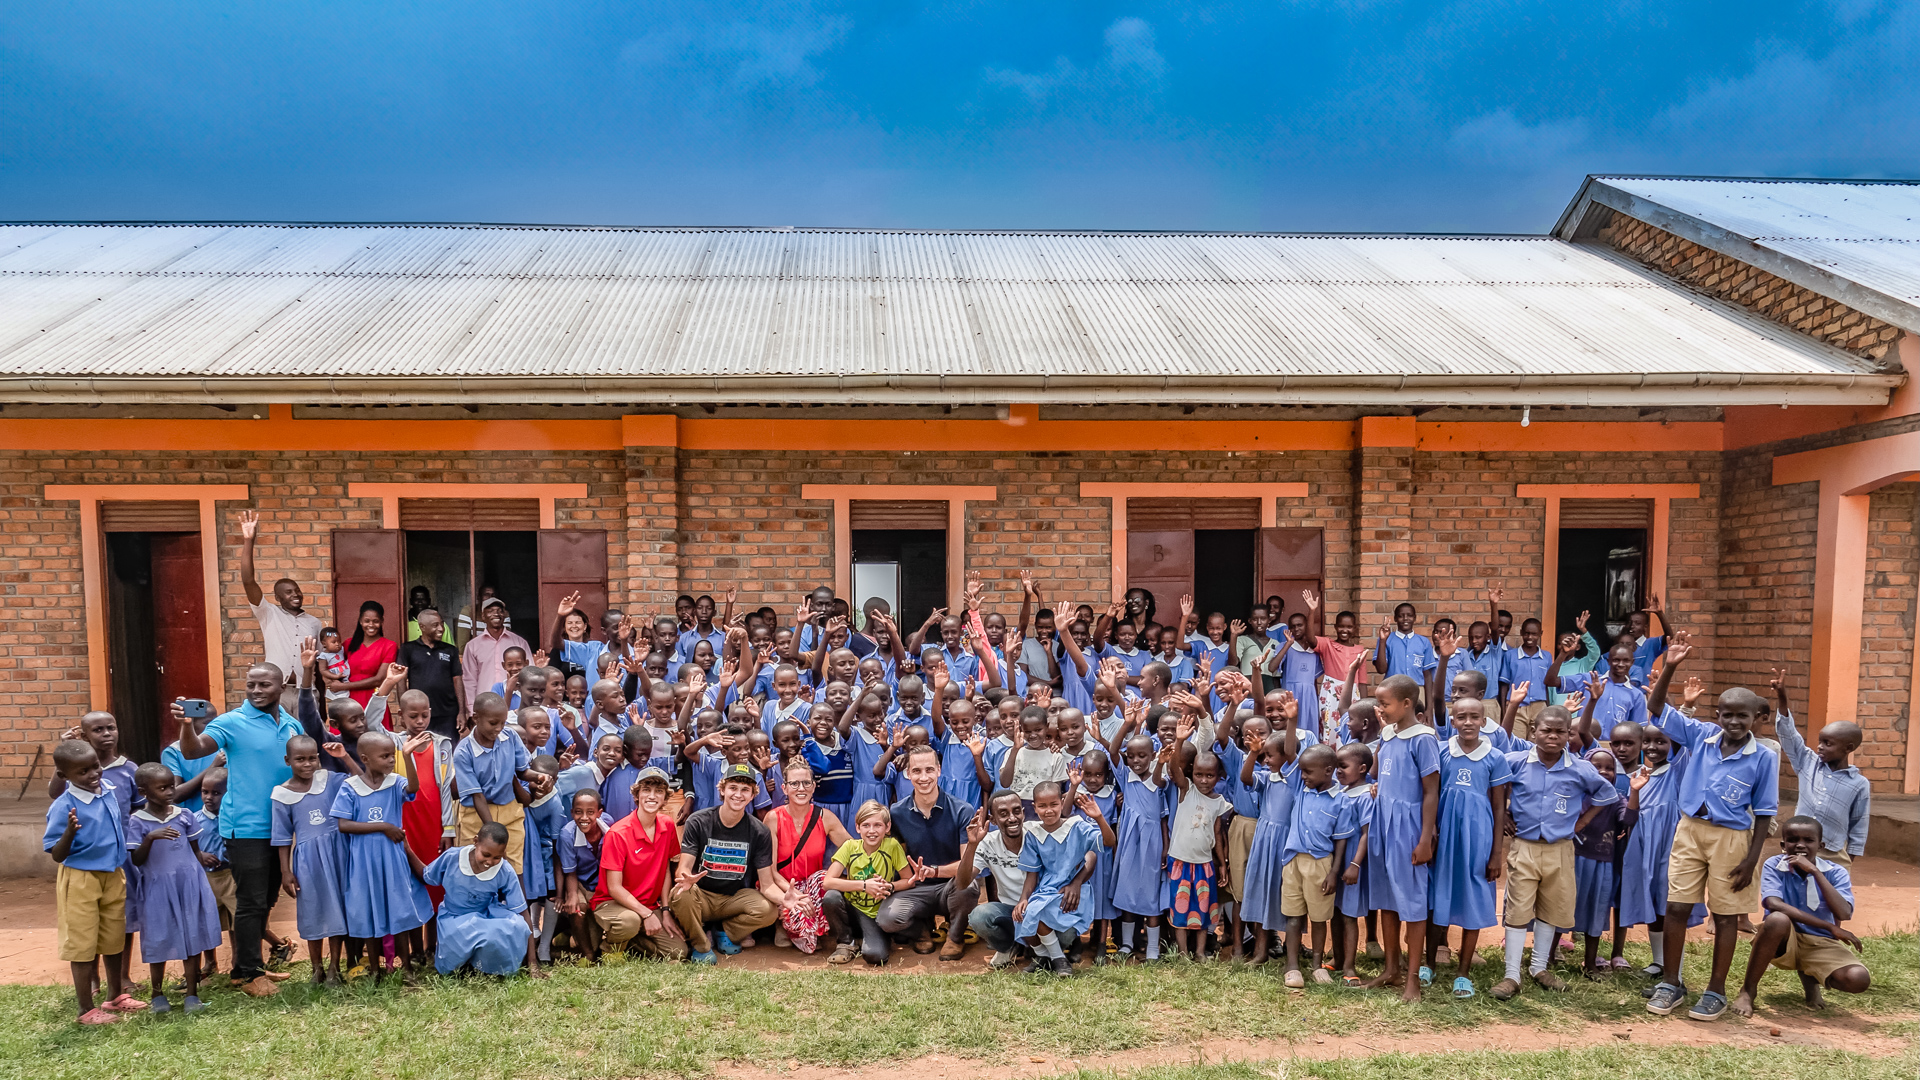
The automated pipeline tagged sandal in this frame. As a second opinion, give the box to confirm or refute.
[1341,974,1365,988]
[828,944,858,965]
[76,1008,123,1025]
[1418,965,1433,986]
[101,994,147,1013]
[1452,975,1476,999]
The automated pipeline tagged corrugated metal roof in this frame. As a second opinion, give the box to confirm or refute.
[0,222,1900,405]
[1559,175,1920,335]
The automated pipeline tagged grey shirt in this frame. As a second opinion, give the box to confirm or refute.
[1776,709,1871,857]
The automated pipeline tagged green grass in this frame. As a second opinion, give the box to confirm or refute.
[0,933,1911,1080]
[1060,1045,1919,1080]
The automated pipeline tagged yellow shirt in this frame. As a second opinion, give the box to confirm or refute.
[830,837,907,917]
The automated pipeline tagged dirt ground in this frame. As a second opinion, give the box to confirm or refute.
[1,856,1912,985]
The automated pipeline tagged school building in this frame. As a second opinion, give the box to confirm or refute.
[0,174,1914,798]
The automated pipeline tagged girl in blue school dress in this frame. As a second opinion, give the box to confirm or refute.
[1012,781,1112,976]
[1068,749,1122,963]
[331,729,437,978]
[1571,749,1636,978]
[1276,617,1325,736]
[1110,705,1171,961]
[271,734,355,985]
[421,822,539,978]
[1365,675,1441,998]
[1615,720,1700,980]
[1236,722,1304,964]
[1333,742,1375,986]
[521,754,569,965]
[1425,695,1512,999]
[126,763,223,1014]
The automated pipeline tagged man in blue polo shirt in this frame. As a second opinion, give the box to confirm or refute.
[172,661,302,996]
[879,744,980,961]
[1499,618,1554,740]
[1642,632,1779,1022]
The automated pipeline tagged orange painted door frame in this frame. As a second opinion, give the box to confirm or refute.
[1773,431,1920,792]
[44,484,250,714]
[1515,484,1701,641]
[798,485,999,609]
[1080,483,1312,602]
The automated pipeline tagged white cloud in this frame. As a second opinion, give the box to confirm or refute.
[1105,17,1167,78]
[1449,109,1589,167]
[978,16,1169,110]
[619,10,851,88]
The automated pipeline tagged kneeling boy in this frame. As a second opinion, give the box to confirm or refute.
[1731,817,1870,1017]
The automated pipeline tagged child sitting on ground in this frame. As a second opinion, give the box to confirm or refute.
[1732,817,1871,1017]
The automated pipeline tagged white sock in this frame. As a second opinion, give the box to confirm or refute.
[537,899,557,962]
[992,949,1013,964]
[1036,932,1064,959]
[1647,929,1664,966]
[1504,927,1527,982]
[1145,925,1161,959]
[1118,922,1135,950]
[1530,920,1555,974]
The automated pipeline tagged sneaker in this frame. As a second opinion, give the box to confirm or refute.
[1645,982,1687,1015]
[181,995,206,1014]
[1532,969,1569,992]
[687,950,718,966]
[1049,956,1073,977]
[1687,990,1729,1021]
[1489,978,1521,1001]
[986,952,1017,971]
[148,996,171,1015]
[1022,958,1045,974]
[1640,963,1664,979]
[712,932,742,956]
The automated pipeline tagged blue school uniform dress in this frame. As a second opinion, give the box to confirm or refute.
[846,726,893,813]
[1618,759,1682,927]
[937,728,984,807]
[763,697,811,738]
[1587,678,1650,730]
[1112,770,1170,918]
[1335,783,1374,919]
[160,745,219,813]
[982,735,1014,786]
[558,815,615,893]
[95,757,142,932]
[125,807,224,964]
[1238,764,1295,928]
[811,734,855,824]
[1014,816,1102,938]
[1571,797,1634,936]
[423,846,532,976]
[1366,723,1441,921]
[1106,645,1150,681]
[1072,784,1121,921]
[1429,735,1514,931]
[1281,644,1325,734]
[521,790,567,903]
[330,773,433,938]
[270,773,350,941]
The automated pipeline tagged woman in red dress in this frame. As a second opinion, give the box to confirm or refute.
[764,758,852,953]
[343,600,398,707]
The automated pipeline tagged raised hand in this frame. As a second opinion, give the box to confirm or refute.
[1555,633,1580,659]
[531,649,549,668]
[1585,670,1608,699]
[403,731,434,756]
[299,635,319,673]
[1348,649,1371,675]
[1664,629,1693,667]
[1302,589,1319,612]
[239,509,259,539]
[1681,675,1707,708]
[1574,609,1591,633]
[558,591,583,618]
[966,807,989,845]
[321,741,349,759]
[1020,568,1036,595]
[1229,618,1248,639]
[1630,765,1651,792]
[1508,682,1529,706]
[1073,790,1101,818]
[1768,666,1789,694]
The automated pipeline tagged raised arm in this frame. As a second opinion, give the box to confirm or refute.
[1295,590,1322,648]
[1644,630,1691,717]
[238,510,265,607]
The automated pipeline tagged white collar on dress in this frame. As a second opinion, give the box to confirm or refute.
[67,782,107,804]
[1084,783,1116,799]
[133,805,183,823]
[1029,818,1083,845]
[1127,770,1162,791]
[1446,735,1493,761]
[270,778,328,804]
[528,788,559,809]
[458,846,505,881]
[1646,762,1671,777]
[103,755,130,769]
[1384,723,1435,741]
[346,772,404,796]
[1343,782,1371,797]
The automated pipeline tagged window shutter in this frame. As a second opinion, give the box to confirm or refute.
[1258,527,1325,629]
[1125,530,1195,614]
[331,529,404,648]
[537,530,609,647]
[397,498,540,531]
[849,500,948,531]
[1127,498,1261,531]
[1559,499,1653,529]
[99,501,200,532]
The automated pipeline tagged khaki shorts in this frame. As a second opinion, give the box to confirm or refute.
[1225,815,1257,902]
[1772,930,1861,984]
[1503,837,1575,929]
[458,800,527,874]
[1512,701,1547,741]
[56,866,126,963]
[1822,849,1852,866]
[1667,815,1762,915]
[593,904,689,960]
[206,867,236,931]
[1280,853,1336,923]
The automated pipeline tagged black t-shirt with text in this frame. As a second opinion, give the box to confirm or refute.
[679,807,773,896]
[396,638,462,737]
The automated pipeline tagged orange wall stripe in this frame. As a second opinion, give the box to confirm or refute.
[1420,422,1722,453]
[0,418,625,452]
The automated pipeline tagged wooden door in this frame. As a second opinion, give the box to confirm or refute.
[149,533,209,746]
[1126,530,1195,617]
[538,530,609,645]
[333,529,405,651]
[1258,527,1325,630]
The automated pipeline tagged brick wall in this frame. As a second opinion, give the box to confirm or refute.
[1600,212,1903,360]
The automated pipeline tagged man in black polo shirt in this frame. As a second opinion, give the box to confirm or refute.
[396,609,464,738]
[880,744,980,960]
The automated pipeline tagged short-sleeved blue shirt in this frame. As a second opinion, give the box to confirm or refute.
[203,701,303,839]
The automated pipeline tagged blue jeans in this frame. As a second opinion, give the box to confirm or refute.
[969,901,1018,954]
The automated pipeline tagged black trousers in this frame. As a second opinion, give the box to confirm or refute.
[226,837,281,980]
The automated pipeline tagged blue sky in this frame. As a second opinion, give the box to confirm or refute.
[3,1,1915,232]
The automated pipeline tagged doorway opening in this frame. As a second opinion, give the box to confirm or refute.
[394,498,541,644]
[102,501,209,763]
[850,530,947,631]
[1122,498,1323,631]
[1194,530,1258,623]
[1557,528,1647,643]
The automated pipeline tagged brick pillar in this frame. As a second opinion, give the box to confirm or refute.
[1353,416,1416,627]
[622,416,680,612]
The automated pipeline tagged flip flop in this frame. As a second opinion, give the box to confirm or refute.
[1342,974,1365,988]
[1452,976,1476,999]
[1418,965,1433,986]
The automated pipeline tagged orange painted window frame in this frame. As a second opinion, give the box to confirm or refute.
[1773,431,1920,792]
[44,484,250,714]
[798,485,998,607]
[1079,482,1312,601]
[1514,484,1701,645]
[346,482,589,529]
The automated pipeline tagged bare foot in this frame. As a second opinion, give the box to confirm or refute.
[1801,975,1827,1009]
[1400,979,1423,1003]
[1364,970,1403,989]
[1730,991,1755,1018]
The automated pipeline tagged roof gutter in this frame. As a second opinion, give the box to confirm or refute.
[0,371,1900,407]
